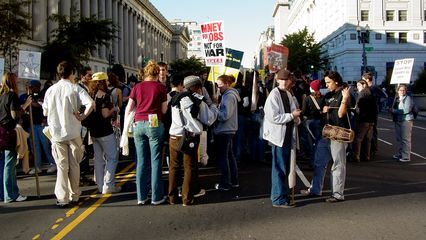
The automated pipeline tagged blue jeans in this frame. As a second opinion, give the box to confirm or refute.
[133,121,164,202]
[0,150,20,202]
[249,112,266,162]
[309,138,347,199]
[29,124,55,168]
[305,119,322,165]
[92,133,118,193]
[271,145,291,205]
[215,134,238,188]
[233,115,249,161]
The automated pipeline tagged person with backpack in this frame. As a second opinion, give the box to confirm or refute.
[87,72,121,194]
[168,75,218,206]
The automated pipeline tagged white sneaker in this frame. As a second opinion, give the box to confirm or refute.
[102,186,122,194]
[47,165,57,173]
[194,189,206,198]
[29,168,42,175]
[151,196,167,205]
[15,195,27,202]
[399,158,411,162]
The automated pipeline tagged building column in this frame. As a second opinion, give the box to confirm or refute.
[32,0,47,42]
[137,16,142,68]
[128,10,134,67]
[81,0,90,17]
[412,0,422,25]
[133,13,138,67]
[112,0,119,63]
[60,0,71,16]
[118,3,124,63]
[98,0,106,59]
[90,0,98,58]
[106,0,113,60]
[47,0,59,41]
[123,6,129,65]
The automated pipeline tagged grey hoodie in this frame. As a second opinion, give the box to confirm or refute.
[214,88,241,135]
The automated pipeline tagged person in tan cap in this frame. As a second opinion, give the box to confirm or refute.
[88,72,121,194]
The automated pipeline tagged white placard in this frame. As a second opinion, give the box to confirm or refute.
[390,58,414,85]
[200,20,226,66]
[0,58,4,77]
[18,51,41,80]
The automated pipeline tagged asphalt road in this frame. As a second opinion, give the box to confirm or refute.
[1,113,426,240]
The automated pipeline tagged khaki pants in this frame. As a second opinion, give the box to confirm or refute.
[51,137,83,203]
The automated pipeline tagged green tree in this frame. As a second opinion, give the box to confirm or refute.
[169,56,208,76]
[280,27,322,74]
[42,5,117,78]
[412,69,426,94]
[0,0,31,71]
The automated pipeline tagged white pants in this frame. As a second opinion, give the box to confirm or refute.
[51,137,83,203]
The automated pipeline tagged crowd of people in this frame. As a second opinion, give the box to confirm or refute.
[0,60,417,208]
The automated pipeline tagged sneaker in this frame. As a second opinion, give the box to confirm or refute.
[47,164,57,174]
[231,184,240,188]
[178,186,182,197]
[214,183,230,191]
[15,195,27,202]
[194,189,206,198]
[29,168,42,175]
[325,197,344,203]
[272,202,295,208]
[300,189,319,197]
[102,186,122,194]
[56,201,69,208]
[151,196,167,205]
[399,158,411,162]
[392,154,401,160]
[137,198,149,205]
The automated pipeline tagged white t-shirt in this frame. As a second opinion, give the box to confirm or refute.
[42,79,94,142]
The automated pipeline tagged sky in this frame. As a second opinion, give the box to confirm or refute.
[149,0,277,68]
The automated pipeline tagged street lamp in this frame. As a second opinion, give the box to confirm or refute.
[356,23,370,74]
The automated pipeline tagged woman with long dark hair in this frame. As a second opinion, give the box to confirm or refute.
[0,72,27,203]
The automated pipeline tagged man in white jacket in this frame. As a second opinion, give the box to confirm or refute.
[263,69,301,208]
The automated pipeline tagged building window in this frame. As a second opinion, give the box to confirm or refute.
[386,32,396,43]
[399,32,407,43]
[361,10,369,21]
[398,10,407,21]
[424,32,426,43]
[375,33,382,40]
[386,10,394,21]
[414,33,420,40]
[350,33,357,40]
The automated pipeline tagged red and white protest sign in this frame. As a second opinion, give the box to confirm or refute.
[200,20,226,66]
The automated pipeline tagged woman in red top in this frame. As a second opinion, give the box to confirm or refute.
[125,60,168,205]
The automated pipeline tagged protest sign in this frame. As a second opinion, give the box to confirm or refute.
[390,58,414,84]
[208,48,244,82]
[18,51,41,80]
[200,20,226,66]
[265,44,289,73]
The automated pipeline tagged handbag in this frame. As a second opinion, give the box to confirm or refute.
[0,125,17,150]
[322,112,355,143]
[175,109,200,154]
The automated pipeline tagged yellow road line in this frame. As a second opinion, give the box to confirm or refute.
[51,162,135,240]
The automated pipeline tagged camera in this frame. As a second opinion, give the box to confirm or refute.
[30,92,39,100]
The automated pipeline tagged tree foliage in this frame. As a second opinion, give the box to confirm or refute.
[413,69,426,94]
[42,5,117,78]
[169,56,208,76]
[0,0,31,71]
[280,27,322,74]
